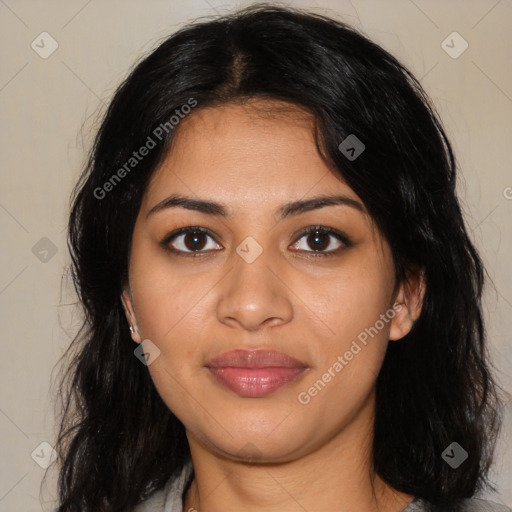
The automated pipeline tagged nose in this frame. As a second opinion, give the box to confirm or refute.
[216,245,294,332]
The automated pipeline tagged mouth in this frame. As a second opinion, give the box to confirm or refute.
[205,349,308,397]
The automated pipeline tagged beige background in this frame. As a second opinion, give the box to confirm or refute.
[0,0,511,510]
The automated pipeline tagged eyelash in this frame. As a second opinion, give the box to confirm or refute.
[160,225,352,258]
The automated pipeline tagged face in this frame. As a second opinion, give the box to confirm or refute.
[122,100,419,463]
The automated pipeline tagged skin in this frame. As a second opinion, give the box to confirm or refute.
[122,99,424,512]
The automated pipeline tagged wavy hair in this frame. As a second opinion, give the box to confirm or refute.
[53,5,502,511]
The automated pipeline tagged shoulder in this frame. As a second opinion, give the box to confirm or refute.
[460,499,512,512]
[405,498,511,512]
[133,460,194,512]
[133,488,166,512]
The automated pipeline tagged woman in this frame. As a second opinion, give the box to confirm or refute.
[54,5,508,512]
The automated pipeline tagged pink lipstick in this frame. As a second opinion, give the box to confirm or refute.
[205,349,308,397]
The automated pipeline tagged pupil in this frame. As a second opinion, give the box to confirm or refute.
[182,231,330,252]
[309,231,328,251]
[185,232,205,251]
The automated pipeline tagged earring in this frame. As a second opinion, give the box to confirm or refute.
[129,325,135,334]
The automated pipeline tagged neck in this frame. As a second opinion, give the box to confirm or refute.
[183,393,413,512]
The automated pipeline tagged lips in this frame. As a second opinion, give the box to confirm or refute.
[205,349,308,397]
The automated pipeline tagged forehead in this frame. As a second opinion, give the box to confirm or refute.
[143,100,359,210]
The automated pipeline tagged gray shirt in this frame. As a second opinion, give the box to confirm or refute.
[134,460,511,512]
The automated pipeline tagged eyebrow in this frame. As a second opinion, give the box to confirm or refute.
[146,193,365,220]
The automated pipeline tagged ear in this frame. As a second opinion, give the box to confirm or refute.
[121,286,142,343]
[389,269,426,341]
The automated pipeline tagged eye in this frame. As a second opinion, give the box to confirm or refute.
[289,226,351,256]
[161,227,222,256]
[161,225,351,258]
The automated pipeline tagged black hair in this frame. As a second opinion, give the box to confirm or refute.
[54,4,502,511]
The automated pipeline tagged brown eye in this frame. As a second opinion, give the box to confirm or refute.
[164,227,222,254]
[290,226,350,256]
[306,231,331,251]
[182,231,208,251]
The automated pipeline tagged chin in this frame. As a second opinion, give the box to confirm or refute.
[188,419,317,464]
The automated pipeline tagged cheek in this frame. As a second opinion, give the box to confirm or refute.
[296,289,392,426]
[311,252,395,347]
[129,247,208,340]
[297,251,394,402]
[134,281,207,370]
